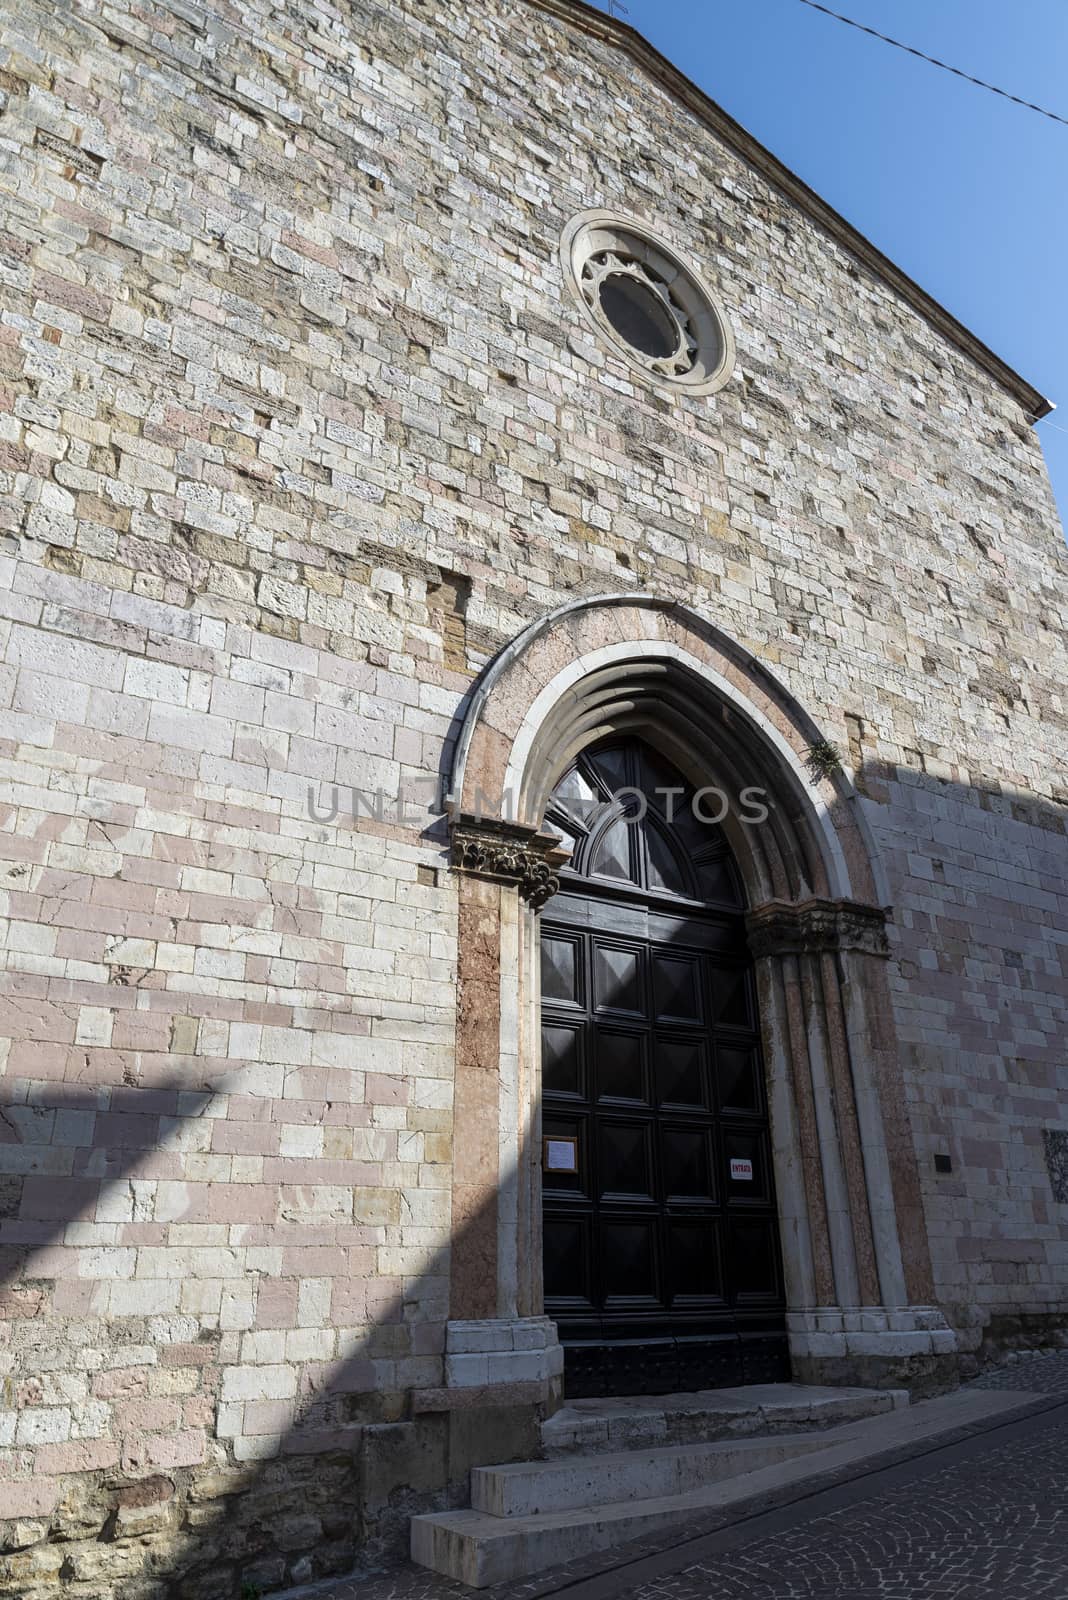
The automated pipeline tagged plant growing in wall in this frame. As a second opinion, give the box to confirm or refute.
[805,738,844,780]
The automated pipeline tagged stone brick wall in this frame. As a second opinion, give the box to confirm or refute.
[877,762,1068,1356]
[0,0,1066,1590]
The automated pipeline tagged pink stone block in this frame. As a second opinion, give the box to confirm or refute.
[159,1182,279,1224]
[183,1394,215,1428]
[254,1280,299,1328]
[225,1096,275,1123]
[55,930,108,960]
[7,1041,70,1081]
[211,1121,279,1155]
[330,1279,367,1324]
[118,1224,167,1245]
[0,996,77,1043]
[270,1097,326,1126]
[35,1439,120,1474]
[366,1073,408,1106]
[19,1176,99,1221]
[114,1148,183,1179]
[93,1367,150,1400]
[51,1280,98,1316]
[33,268,110,323]
[317,1357,376,1396]
[21,1245,77,1279]
[2,1478,60,1517]
[365,1279,404,1320]
[318,1088,365,1120]
[123,1430,205,1472]
[114,1397,181,1432]
[161,1342,217,1368]
[243,1002,295,1026]
[279,1068,330,1099]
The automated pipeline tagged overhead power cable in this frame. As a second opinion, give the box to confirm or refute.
[797,0,1068,128]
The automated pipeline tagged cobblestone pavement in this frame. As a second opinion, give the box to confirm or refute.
[304,1352,1068,1600]
[569,1404,1068,1600]
[969,1347,1068,1393]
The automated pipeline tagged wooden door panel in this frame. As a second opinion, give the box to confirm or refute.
[668,1218,727,1303]
[542,1020,584,1098]
[654,1034,711,1110]
[540,741,789,1396]
[600,1218,661,1305]
[591,939,646,1016]
[660,1124,716,1205]
[593,1026,648,1105]
[597,1117,656,1204]
[651,951,704,1024]
[540,931,583,1007]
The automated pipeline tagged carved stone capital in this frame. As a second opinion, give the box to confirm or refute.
[746,897,889,960]
[450,814,567,909]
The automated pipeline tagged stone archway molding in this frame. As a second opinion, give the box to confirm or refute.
[442,595,957,1405]
[448,593,891,908]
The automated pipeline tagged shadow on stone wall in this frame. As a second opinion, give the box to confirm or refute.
[0,1081,214,1295]
[0,1074,531,1599]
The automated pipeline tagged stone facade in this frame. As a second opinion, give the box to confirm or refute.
[0,0,1065,1593]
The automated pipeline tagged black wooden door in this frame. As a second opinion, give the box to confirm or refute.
[540,742,789,1398]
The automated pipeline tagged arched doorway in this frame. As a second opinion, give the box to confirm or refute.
[443,596,956,1410]
[539,739,788,1397]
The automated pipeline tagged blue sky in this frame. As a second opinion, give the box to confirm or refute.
[604,0,1068,529]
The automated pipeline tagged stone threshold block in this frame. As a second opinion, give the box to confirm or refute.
[443,1317,565,1391]
[787,1305,958,1359]
[540,1381,907,1457]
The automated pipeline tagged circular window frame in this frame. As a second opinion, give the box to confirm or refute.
[560,210,736,397]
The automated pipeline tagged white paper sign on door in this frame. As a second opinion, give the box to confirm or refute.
[544,1137,579,1174]
[729,1157,754,1182]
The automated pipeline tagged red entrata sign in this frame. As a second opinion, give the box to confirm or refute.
[729,1157,754,1182]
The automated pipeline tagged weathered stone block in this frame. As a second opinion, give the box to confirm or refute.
[0,1522,46,1553]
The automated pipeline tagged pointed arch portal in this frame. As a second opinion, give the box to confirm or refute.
[442,596,957,1406]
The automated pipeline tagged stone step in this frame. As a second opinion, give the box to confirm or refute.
[410,1387,1033,1589]
[412,1482,744,1590]
[540,1381,907,1457]
[471,1434,833,1517]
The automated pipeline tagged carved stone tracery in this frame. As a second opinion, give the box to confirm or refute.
[746,897,890,960]
[450,814,567,909]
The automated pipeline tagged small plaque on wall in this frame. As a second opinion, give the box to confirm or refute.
[543,1136,579,1174]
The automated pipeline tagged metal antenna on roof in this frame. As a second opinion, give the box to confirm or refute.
[606,0,629,16]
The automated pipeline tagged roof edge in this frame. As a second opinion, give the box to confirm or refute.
[525,0,1054,423]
